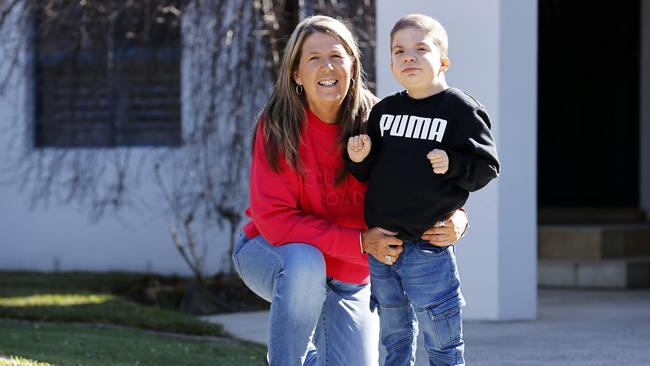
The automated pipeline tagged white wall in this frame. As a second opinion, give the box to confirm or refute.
[641,0,650,218]
[0,130,230,275]
[0,9,230,276]
[377,0,537,320]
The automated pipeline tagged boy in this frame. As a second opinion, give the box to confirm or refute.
[345,14,500,366]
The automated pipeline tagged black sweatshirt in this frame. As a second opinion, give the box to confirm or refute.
[345,88,500,241]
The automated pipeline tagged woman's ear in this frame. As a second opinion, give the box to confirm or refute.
[293,70,301,86]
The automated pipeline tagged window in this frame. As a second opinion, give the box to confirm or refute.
[34,1,182,147]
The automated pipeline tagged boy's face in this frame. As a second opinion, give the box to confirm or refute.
[390,27,449,96]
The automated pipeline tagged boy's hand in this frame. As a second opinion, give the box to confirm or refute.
[347,134,372,163]
[427,149,449,174]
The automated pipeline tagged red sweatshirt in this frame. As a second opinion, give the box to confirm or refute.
[242,108,370,284]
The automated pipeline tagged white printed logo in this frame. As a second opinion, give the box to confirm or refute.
[379,114,447,142]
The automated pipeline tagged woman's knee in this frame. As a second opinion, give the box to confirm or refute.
[281,243,325,276]
[278,243,327,296]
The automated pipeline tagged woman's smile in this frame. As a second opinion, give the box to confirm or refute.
[317,79,339,86]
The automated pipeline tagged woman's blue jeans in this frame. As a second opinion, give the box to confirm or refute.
[232,232,380,366]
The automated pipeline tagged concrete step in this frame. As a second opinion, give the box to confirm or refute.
[538,224,650,260]
[538,257,650,288]
[538,207,646,224]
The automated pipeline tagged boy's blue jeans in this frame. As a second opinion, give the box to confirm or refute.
[232,232,380,366]
[369,240,465,366]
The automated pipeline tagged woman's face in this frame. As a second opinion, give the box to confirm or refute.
[294,32,354,112]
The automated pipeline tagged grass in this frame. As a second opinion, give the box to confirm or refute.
[0,272,267,365]
[0,271,184,307]
[0,356,54,366]
[0,272,223,336]
[0,293,223,336]
[0,320,266,366]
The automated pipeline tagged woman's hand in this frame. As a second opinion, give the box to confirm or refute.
[362,227,403,265]
[421,209,468,246]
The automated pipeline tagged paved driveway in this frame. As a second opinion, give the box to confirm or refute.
[204,289,650,365]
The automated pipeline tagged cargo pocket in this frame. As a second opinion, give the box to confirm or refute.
[431,305,462,350]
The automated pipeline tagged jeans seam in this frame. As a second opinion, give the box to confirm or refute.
[431,310,444,351]
[322,294,329,366]
[413,292,461,314]
[385,333,414,352]
[447,315,455,349]
[248,236,285,364]
[231,232,246,276]
[233,232,246,254]
[379,300,410,309]
[270,265,283,364]
[432,303,462,319]
[232,255,241,277]
[426,349,457,362]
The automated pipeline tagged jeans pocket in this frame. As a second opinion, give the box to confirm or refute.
[369,254,394,279]
[430,306,463,350]
[415,241,449,257]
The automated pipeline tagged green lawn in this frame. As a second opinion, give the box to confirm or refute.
[0,271,222,336]
[0,272,266,365]
[0,356,53,366]
[0,293,222,336]
[0,320,266,366]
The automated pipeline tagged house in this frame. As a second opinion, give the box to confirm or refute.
[0,0,270,277]
[1,0,648,321]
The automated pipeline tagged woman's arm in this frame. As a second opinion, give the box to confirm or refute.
[420,209,469,246]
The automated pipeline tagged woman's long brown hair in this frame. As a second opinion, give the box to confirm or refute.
[252,15,375,179]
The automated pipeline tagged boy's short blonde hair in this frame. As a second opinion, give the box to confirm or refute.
[390,14,449,57]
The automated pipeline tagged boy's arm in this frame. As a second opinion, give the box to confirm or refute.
[443,106,500,192]
[344,106,382,182]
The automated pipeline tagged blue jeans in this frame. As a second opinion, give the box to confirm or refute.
[369,241,465,366]
[232,232,380,366]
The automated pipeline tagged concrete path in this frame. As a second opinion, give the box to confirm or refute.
[205,310,270,345]
[202,289,650,365]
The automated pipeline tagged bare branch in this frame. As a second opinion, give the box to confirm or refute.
[169,223,203,281]
[0,0,20,28]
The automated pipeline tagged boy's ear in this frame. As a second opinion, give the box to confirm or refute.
[440,57,451,72]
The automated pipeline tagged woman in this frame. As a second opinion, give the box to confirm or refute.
[232,15,468,366]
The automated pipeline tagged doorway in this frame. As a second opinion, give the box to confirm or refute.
[538,1,640,214]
